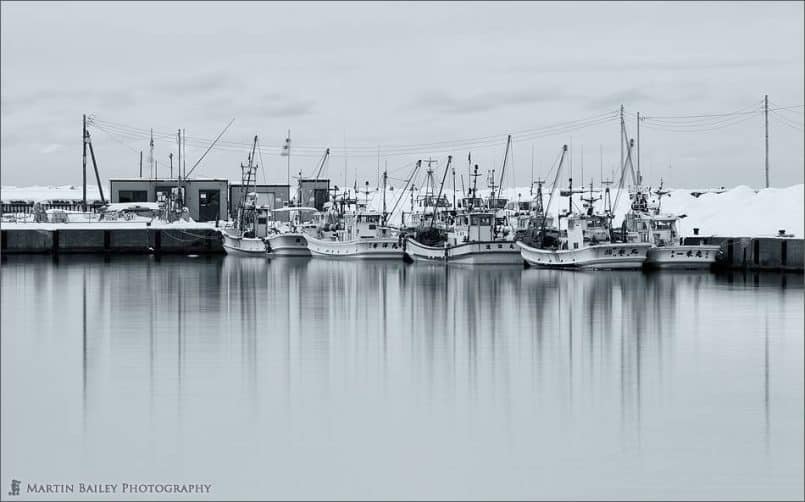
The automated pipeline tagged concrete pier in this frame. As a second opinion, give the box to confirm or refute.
[1,226,223,254]
[684,236,804,271]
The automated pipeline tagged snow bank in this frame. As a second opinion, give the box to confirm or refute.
[362,184,804,238]
[4,183,802,238]
[1,185,102,202]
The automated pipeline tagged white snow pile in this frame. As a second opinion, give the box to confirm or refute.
[362,183,804,238]
[3,183,802,238]
[1,185,103,202]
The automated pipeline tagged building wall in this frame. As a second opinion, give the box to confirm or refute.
[109,179,229,222]
[229,184,290,219]
[297,179,330,210]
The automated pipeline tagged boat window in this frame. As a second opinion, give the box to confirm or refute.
[471,214,492,225]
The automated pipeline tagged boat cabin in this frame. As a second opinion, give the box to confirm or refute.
[344,212,392,239]
[623,213,679,246]
[566,214,611,250]
[448,211,495,245]
[458,197,485,211]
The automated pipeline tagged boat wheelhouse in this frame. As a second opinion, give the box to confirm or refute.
[306,210,403,259]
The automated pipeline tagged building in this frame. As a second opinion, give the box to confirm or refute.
[109,178,229,222]
[228,184,290,220]
[297,178,331,210]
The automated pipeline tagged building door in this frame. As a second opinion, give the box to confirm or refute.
[198,189,220,222]
[313,189,329,210]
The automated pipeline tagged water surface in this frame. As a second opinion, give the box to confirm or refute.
[1,256,803,500]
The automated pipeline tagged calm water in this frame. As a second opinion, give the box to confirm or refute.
[1,255,803,500]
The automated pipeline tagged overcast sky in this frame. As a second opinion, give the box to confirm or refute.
[2,1,803,190]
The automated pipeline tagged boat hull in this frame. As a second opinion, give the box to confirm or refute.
[306,235,404,259]
[518,241,651,269]
[221,232,268,257]
[405,238,522,265]
[267,233,311,257]
[645,245,720,269]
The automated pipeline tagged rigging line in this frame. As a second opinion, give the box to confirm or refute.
[256,138,267,185]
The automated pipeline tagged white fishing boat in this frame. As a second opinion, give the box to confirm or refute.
[265,207,318,257]
[518,212,651,269]
[405,140,521,265]
[517,144,651,269]
[306,211,403,259]
[405,211,521,264]
[622,186,720,269]
[221,137,270,257]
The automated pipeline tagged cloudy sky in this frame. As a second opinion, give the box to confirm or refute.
[2,1,803,189]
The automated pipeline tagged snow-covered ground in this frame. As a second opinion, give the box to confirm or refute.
[1,185,103,202]
[3,183,803,238]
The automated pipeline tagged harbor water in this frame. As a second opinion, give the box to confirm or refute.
[1,256,803,500]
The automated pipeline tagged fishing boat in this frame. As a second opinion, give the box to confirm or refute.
[404,138,521,265]
[517,145,651,269]
[221,136,270,257]
[306,210,403,259]
[622,183,720,269]
[518,212,651,269]
[221,193,271,256]
[265,206,318,257]
[405,210,521,264]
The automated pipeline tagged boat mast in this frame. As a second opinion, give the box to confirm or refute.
[497,134,512,202]
[469,164,480,211]
[452,163,456,210]
[538,145,567,243]
[382,169,388,225]
[430,155,452,228]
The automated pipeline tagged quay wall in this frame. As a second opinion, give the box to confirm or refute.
[2,228,801,270]
[684,236,804,271]
[1,227,223,254]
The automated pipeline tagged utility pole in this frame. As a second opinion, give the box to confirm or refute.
[155,160,158,179]
[169,153,174,179]
[764,94,769,188]
[82,114,87,211]
[139,150,143,178]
